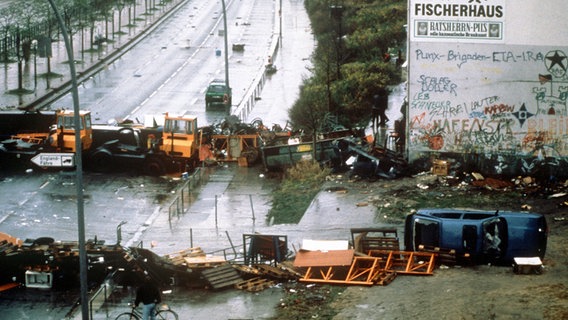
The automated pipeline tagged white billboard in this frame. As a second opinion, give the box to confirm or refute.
[411,0,505,42]
[407,0,568,177]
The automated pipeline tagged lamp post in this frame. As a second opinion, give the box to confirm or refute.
[330,4,343,80]
[221,0,230,88]
[31,39,37,89]
[46,1,88,319]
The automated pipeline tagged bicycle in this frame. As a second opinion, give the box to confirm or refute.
[114,302,179,320]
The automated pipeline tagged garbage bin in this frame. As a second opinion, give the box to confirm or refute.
[215,49,221,56]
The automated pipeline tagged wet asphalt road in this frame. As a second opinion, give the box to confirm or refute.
[0,0,308,318]
[0,0,406,318]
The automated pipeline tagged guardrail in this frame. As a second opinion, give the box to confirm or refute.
[87,273,115,320]
[233,5,282,121]
[67,270,117,320]
[167,167,205,222]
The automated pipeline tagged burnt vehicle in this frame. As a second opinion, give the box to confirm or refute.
[346,140,409,179]
[0,233,204,291]
[404,208,548,264]
[261,138,344,171]
[86,125,166,175]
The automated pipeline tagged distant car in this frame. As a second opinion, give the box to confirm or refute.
[205,79,232,112]
[404,208,548,264]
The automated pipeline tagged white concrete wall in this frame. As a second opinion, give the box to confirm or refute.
[407,0,568,176]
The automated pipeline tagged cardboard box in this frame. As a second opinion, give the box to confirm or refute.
[513,257,543,274]
[432,159,449,176]
[238,157,248,167]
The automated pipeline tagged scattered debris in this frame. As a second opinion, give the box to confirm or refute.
[235,277,275,292]
[232,43,245,51]
[431,159,449,176]
[513,257,543,275]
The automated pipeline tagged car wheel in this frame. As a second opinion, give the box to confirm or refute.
[241,147,259,164]
[144,159,165,176]
[91,152,112,172]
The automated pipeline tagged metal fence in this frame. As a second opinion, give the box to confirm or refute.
[87,274,115,320]
[167,167,205,221]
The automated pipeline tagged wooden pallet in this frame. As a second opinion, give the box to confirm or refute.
[234,277,275,292]
[351,228,399,253]
[184,256,227,268]
[418,245,471,266]
[361,238,400,252]
[254,264,297,280]
[277,261,305,278]
[374,270,397,286]
[164,247,205,265]
[201,264,243,289]
[233,264,262,276]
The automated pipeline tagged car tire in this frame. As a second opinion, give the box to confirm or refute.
[91,152,112,173]
[241,147,259,164]
[144,159,165,176]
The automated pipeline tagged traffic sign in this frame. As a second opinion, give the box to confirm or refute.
[31,153,75,167]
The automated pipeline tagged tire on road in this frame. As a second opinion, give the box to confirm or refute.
[114,312,136,320]
[156,309,179,320]
[91,152,113,173]
[241,146,259,164]
[144,158,165,176]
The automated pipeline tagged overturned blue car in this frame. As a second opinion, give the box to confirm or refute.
[404,208,548,264]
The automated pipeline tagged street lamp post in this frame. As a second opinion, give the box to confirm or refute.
[221,0,230,88]
[31,39,38,89]
[330,4,343,80]
[46,1,88,319]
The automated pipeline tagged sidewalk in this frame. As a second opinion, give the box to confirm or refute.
[0,0,185,111]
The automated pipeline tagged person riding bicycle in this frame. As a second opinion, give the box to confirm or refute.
[135,276,162,320]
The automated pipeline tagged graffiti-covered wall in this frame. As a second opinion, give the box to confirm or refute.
[407,0,568,179]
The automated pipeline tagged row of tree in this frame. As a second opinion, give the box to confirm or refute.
[0,0,171,63]
[289,0,406,136]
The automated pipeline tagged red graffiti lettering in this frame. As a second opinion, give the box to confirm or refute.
[484,104,514,115]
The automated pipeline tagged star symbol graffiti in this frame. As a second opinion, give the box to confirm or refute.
[512,103,534,127]
[545,50,567,73]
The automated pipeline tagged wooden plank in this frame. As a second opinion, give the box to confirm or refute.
[184,255,226,267]
[164,247,205,260]
[293,249,354,267]
[254,264,297,280]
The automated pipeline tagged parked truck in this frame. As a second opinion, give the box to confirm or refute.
[0,110,266,175]
[0,110,202,175]
[0,110,93,168]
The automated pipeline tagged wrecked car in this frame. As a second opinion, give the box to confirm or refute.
[404,208,548,264]
[346,141,408,179]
